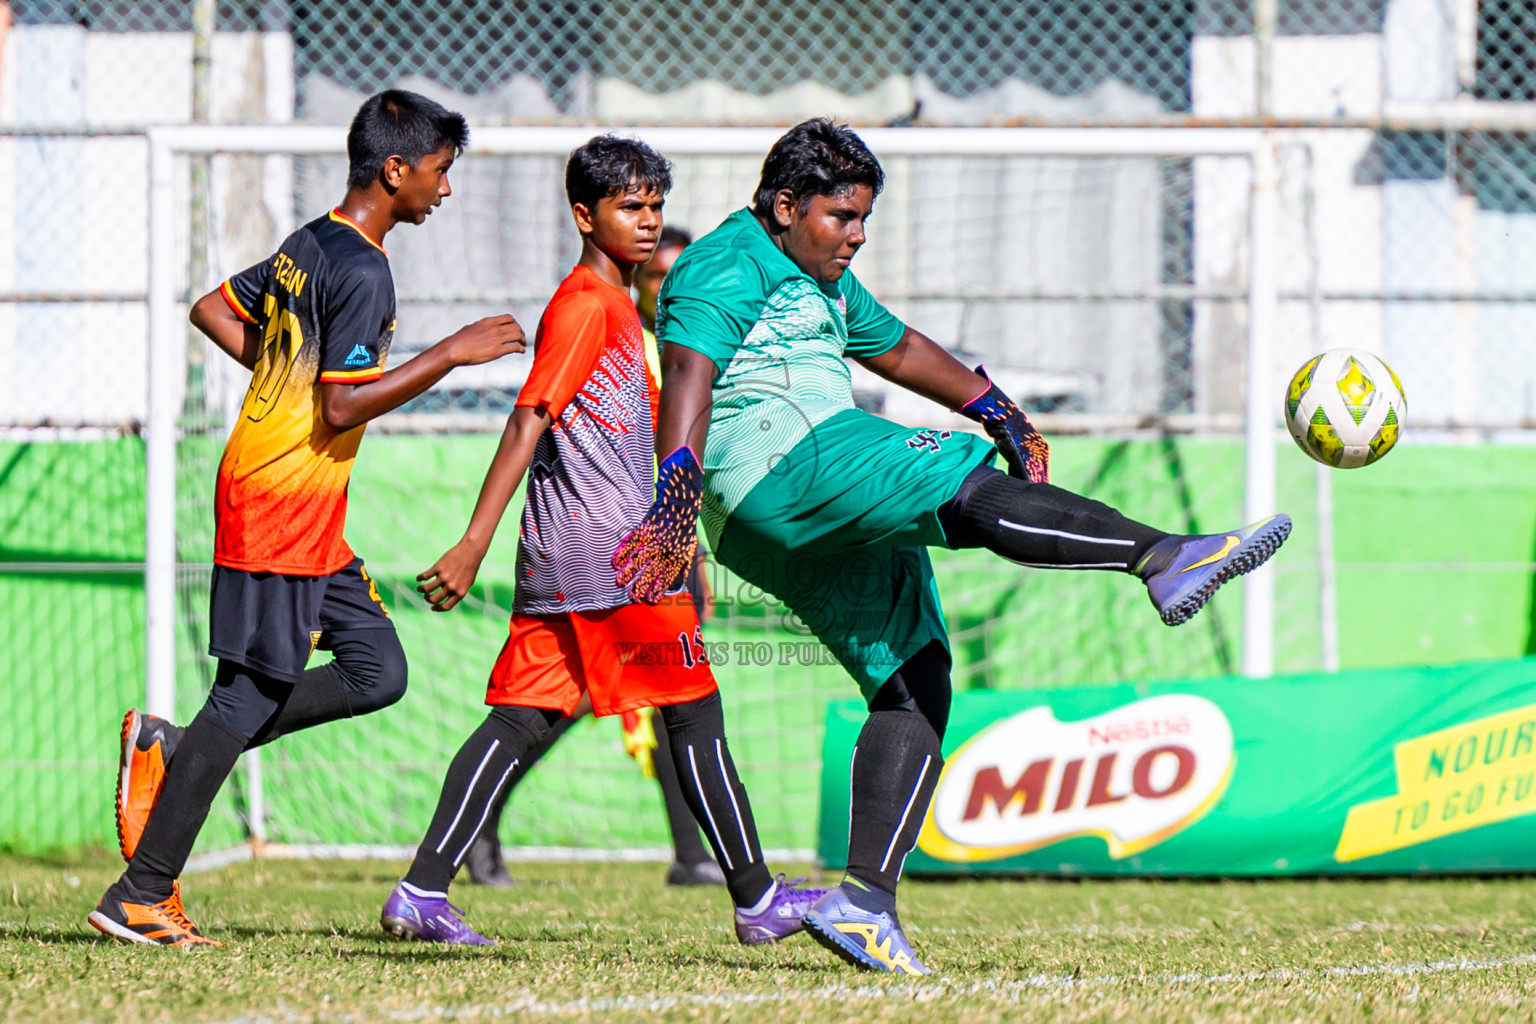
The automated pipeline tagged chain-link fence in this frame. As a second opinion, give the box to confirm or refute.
[5,2,1536,854]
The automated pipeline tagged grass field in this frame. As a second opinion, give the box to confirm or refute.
[5,854,1536,1023]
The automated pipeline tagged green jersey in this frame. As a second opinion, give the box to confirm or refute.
[657,208,906,536]
[655,209,996,697]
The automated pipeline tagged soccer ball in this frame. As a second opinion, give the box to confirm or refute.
[1284,349,1407,469]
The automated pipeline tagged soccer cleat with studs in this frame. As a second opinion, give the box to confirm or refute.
[666,859,726,888]
[381,883,494,945]
[116,708,185,863]
[464,833,514,888]
[733,874,832,945]
[801,886,930,975]
[88,880,220,948]
[1142,514,1293,626]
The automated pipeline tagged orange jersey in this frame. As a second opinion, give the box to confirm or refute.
[214,210,395,575]
[512,266,654,615]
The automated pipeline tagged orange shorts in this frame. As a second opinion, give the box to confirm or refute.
[486,600,717,717]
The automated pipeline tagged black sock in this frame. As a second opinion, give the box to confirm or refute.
[651,711,712,866]
[476,712,580,848]
[940,467,1170,572]
[845,710,943,899]
[658,692,773,908]
[403,706,558,894]
[123,709,248,899]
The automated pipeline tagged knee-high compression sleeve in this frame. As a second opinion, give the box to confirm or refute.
[839,641,953,906]
[844,710,942,900]
[402,705,561,895]
[657,692,774,909]
[939,466,1172,572]
[650,710,712,866]
[478,712,581,844]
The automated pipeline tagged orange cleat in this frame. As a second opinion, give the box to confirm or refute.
[88,881,220,948]
[115,709,183,863]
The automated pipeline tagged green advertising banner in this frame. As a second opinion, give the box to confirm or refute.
[817,658,1536,875]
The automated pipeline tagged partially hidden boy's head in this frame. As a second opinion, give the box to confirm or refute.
[346,90,470,224]
[752,118,884,285]
[634,225,691,330]
[565,135,674,270]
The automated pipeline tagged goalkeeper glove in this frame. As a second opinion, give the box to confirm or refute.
[620,707,659,779]
[614,445,703,604]
[959,365,1050,483]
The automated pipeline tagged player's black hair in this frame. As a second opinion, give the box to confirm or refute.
[346,90,470,189]
[752,118,884,218]
[565,135,674,210]
[658,225,692,250]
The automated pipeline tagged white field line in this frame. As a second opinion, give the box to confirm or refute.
[193,953,1536,1024]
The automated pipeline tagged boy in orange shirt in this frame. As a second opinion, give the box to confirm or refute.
[381,136,824,945]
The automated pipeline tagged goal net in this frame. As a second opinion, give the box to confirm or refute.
[148,126,1305,860]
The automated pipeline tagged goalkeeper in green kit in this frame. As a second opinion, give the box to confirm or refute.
[614,118,1291,975]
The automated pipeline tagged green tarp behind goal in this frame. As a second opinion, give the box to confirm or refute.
[4,435,1536,855]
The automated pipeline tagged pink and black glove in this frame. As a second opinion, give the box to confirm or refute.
[614,446,704,604]
[959,365,1050,483]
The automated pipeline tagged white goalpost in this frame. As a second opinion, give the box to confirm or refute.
[144,123,1282,859]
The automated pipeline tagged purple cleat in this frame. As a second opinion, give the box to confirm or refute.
[734,874,832,946]
[381,882,493,945]
[801,886,931,975]
[1143,514,1292,626]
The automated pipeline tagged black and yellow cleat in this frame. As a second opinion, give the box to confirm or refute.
[88,880,220,949]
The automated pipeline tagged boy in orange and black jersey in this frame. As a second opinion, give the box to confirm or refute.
[89,90,527,948]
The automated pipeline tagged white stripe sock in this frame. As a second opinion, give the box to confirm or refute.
[687,744,734,870]
[880,755,932,873]
[997,518,1136,546]
[452,758,520,866]
[435,739,499,855]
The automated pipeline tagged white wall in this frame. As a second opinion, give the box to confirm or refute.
[0,28,293,427]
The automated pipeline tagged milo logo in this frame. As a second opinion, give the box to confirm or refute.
[918,695,1234,862]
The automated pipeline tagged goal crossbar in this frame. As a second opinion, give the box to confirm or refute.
[144,124,1280,729]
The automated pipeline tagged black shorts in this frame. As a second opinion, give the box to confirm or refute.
[208,557,394,682]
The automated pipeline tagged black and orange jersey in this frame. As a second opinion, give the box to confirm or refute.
[214,209,395,576]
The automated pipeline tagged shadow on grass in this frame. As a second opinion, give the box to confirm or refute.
[0,926,116,945]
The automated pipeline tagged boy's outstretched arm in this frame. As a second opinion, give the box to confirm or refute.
[613,343,716,603]
[858,324,1051,483]
[321,314,526,431]
[189,289,261,370]
[417,404,552,612]
[856,324,988,408]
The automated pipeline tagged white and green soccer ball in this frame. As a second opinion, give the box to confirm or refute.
[1284,348,1407,469]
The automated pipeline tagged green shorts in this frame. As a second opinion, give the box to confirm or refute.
[710,409,994,698]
